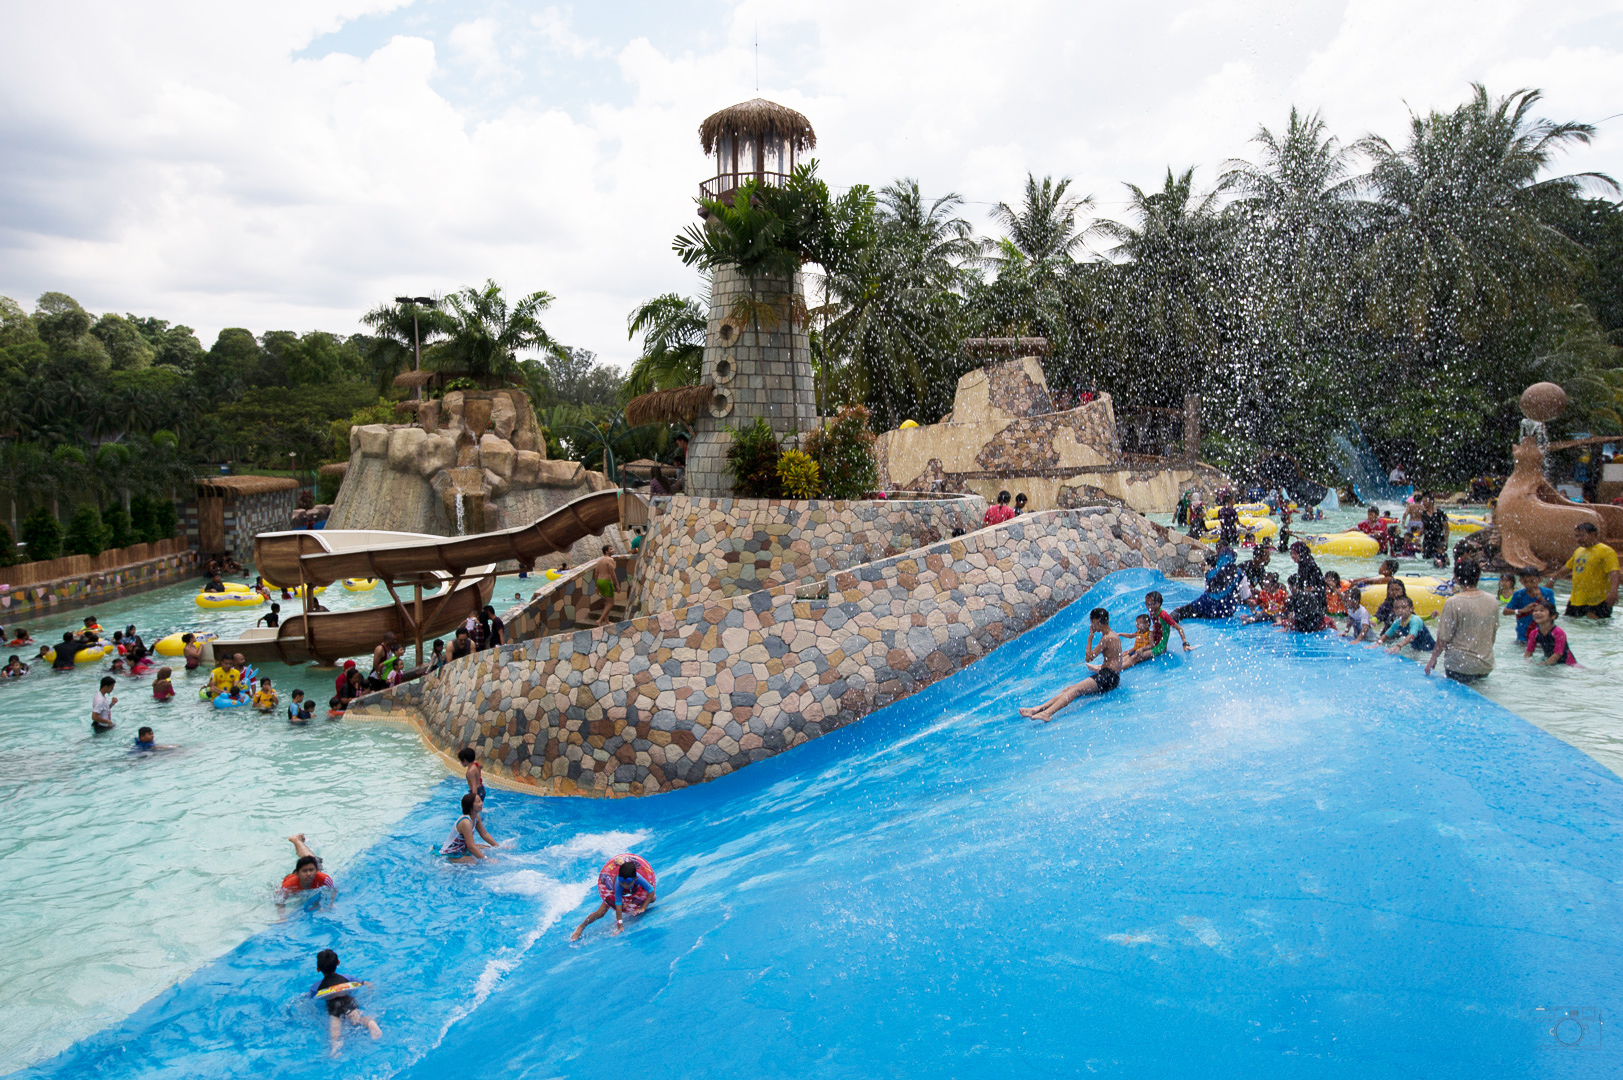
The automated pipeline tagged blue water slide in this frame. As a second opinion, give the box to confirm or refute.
[23,569,1623,1079]
[1331,424,1414,508]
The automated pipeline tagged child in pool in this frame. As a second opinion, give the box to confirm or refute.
[1524,602,1580,667]
[1380,596,1435,655]
[2,654,28,678]
[1503,571,1555,644]
[311,948,380,1056]
[251,676,278,710]
[109,656,127,675]
[181,633,203,671]
[6,628,32,646]
[1341,589,1374,642]
[91,676,117,732]
[152,667,175,700]
[132,725,177,751]
[287,689,313,723]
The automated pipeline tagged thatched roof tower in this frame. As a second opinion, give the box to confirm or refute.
[698,98,817,205]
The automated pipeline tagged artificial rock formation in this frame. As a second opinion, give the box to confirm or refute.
[328,388,620,562]
[873,357,1228,514]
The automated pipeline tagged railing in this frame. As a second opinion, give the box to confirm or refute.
[699,171,794,202]
[0,537,190,587]
[1116,408,1187,458]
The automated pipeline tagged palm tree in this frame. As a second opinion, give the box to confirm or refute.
[1356,85,1617,367]
[623,293,707,398]
[433,280,559,389]
[361,298,454,393]
[987,174,1091,281]
[823,180,979,426]
[1089,167,1229,412]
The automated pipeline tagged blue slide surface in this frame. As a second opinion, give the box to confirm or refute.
[21,569,1623,1079]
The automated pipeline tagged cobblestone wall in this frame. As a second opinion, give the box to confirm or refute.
[226,490,297,563]
[627,494,987,616]
[349,507,1206,797]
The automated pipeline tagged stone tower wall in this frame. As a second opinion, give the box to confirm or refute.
[684,266,817,497]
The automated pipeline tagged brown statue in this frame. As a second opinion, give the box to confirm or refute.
[1496,436,1623,569]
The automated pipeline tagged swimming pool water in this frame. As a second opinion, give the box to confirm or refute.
[0,573,547,1071]
[15,569,1623,1078]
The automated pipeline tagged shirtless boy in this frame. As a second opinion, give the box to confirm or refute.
[589,545,617,625]
[1018,608,1123,721]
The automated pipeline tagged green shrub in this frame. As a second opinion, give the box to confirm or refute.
[63,506,109,557]
[104,506,134,549]
[777,448,822,498]
[0,522,16,567]
[317,469,342,505]
[726,418,783,498]
[805,404,878,500]
[21,508,62,562]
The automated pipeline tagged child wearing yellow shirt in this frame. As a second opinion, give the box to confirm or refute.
[251,676,279,711]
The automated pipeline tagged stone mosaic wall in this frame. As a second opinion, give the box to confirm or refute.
[226,490,297,563]
[348,507,1206,798]
[0,550,200,619]
[626,494,987,616]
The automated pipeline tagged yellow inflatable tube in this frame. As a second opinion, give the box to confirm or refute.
[195,591,263,610]
[1358,576,1450,620]
[1306,531,1380,558]
[156,631,216,657]
[44,643,114,665]
[1448,514,1488,535]
[342,578,378,592]
[1205,503,1274,519]
[1199,515,1279,543]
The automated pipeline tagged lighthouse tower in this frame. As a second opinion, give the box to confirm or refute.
[681,99,819,498]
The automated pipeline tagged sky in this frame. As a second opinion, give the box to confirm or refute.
[2,0,1622,368]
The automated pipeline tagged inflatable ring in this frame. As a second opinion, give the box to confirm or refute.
[596,854,656,912]
[1358,576,1450,620]
[342,578,378,592]
[1199,515,1279,544]
[899,419,919,429]
[213,694,248,709]
[1305,531,1381,558]
[155,631,216,657]
[544,569,562,581]
[314,981,363,1000]
[195,592,263,610]
[1448,514,1488,535]
[43,643,113,665]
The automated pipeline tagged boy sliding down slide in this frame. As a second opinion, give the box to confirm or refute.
[1019,608,1123,722]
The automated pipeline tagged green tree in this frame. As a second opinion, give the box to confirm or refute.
[361,298,454,393]
[90,313,156,370]
[624,293,707,397]
[0,296,37,348]
[433,280,558,388]
[20,507,62,562]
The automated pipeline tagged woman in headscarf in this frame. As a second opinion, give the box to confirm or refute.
[1173,544,1242,620]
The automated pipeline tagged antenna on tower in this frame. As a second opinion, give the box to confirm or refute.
[754,22,759,92]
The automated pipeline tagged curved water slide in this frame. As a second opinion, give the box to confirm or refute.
[216,489,626,665]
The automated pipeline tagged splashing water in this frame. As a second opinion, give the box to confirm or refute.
[453,488,465,536]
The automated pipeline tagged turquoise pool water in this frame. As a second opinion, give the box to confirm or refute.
[0,572,534,1072]
[14,569,1623,1078]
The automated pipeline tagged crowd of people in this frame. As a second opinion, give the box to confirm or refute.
[1016,507,1619,720]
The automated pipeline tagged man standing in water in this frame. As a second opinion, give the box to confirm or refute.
[1425,560,1498,683]
[1548,521,1619,620]
[1019,609,1123,721]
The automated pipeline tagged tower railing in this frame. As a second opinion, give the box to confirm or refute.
[700,171,794,202]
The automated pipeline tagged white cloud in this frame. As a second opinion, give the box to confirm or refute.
[1,0,1620,367]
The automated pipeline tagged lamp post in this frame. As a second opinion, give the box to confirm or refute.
[394,295,437,399]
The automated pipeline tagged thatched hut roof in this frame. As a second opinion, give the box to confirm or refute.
[318,462,348,477]
[699,98,816,155]
[962,336,1051,358]
[195,475,299,496]
[625,383,716,427]
[392,370,439,389]
[394,399,423,416]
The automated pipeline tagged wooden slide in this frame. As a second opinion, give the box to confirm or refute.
[215,489,626,665]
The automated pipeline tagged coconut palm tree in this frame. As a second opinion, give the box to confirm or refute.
[623,293,707,398]
[1089,168,1230,412]
[1356,85,1617,365]
[361,297,455,394]
[433,280,559,389]
[822,180,979,426]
